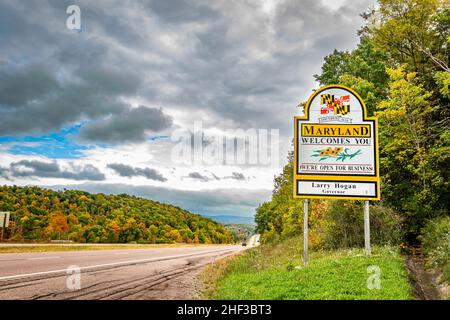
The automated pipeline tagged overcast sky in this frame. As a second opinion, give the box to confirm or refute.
[0,0,375,219]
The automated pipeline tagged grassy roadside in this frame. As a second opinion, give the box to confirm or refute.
[0,243,224,254]
[201,237,413,300]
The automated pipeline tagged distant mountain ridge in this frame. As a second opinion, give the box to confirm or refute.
[204,215,255,225]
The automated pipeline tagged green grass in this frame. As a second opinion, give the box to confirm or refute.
[204,237,413,300]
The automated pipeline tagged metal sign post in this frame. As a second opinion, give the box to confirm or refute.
[364,201,371,255]
[303,199,309,266]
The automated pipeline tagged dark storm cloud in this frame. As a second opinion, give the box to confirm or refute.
[229,172,246,181]
[0,0,374,140]
[49,183,272,217]
[136,0,374,133]
[107,163,167,182]
[0,166,9,179]
[0,59,144,136]
[8,160,105,181]
[146,0,219,24]
[0,63,58,107]
[79,106,173,144]
[186,171,246,182]
[187,172,212,182]
[0,1,165,138]
[107,163,136,177]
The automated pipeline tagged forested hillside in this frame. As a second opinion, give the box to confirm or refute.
[256,0,449,247]
[0,185,232,244]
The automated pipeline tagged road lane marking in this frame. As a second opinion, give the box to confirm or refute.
[0,247,239,281]
[26,256,61,260]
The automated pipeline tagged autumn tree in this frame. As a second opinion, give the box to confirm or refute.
[44,212,69,240]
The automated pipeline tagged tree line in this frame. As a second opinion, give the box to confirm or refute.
[0,185,233,244]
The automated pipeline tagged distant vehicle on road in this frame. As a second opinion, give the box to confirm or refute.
[241,242,247,247]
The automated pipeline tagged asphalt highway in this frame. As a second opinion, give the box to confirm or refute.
[0,245,243,299]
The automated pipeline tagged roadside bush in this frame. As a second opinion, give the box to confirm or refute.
[420,216,450,282]
[260,225,281,244]
[315,201,404,249]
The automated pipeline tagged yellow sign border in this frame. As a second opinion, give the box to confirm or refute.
[294,84,380,200]
[300,123,372,137]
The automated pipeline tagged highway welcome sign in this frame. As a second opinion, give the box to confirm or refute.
[294,85,380,200]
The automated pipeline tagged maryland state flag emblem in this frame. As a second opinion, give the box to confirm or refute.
[320,94,350,115]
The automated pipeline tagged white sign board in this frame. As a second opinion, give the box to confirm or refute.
[294,85,380,200]
[0,212,10,228]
